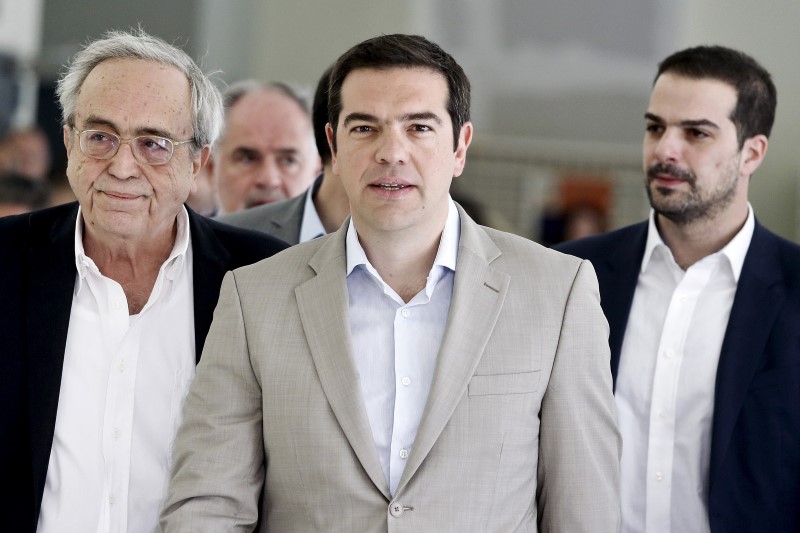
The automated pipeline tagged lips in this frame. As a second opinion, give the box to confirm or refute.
[647,163,695,187]
[102,191,143,200]
[375,183,408,191]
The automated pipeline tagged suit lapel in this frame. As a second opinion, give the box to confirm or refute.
[188,208,231,363]
[26,204,80,513]
[396,210,509,494]
[709,223,784,489]
[595,223,647,384]
[295,227,390,498]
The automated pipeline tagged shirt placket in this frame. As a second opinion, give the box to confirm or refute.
[645,263,713,532]
[97,279,140,533]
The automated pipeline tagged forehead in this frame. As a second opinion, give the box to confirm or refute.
[649,73,738,123]
[75,58,192,134]
[339,67,449,116]
[225,89,313,145]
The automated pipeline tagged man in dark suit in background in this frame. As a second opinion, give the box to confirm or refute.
[558,45,800,532]
[0,29,286,532]
[219,66,351,244]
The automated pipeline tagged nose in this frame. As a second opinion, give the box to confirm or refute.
[375,128,408,165]
[650,128,681,164]
[254,160,282,190]
[107,141,140,180]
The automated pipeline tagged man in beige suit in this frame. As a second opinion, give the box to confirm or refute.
[162,34,621,532]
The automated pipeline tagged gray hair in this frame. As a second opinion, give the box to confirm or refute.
[56,28,223,149]
[222,79,311,116]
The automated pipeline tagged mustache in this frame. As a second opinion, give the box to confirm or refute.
[647,163,695,184]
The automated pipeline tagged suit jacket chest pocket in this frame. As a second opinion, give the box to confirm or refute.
[468,370,541,396]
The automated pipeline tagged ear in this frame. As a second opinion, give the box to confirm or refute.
[326,123,338,175]
[192,145,211,179]
[452,121,473,178]
[740,134,768,178]
[63,125,73,154]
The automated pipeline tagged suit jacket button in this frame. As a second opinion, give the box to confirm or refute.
[390,502,404,517]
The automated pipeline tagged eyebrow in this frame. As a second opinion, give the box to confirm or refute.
[342,111,444,127]
[645,112,720,130]
[81,115,177,140]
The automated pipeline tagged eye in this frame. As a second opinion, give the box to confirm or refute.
[137,136,171,154]
[232,149,261,164]
[687,128,709,139]
[411,124,433,133]
[645,123,664,135]
[351,125,373,134]
[278,154,299,169]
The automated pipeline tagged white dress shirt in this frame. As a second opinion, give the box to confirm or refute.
[37,206,197,533]
[346,197,459,495]
[299,184,326,243]
[617,206,754,533]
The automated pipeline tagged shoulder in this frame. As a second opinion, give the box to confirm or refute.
[750,222,800,284]
[216,196,302,228]
[0,202,77,248]
[472,225,595,292]
[554,221,648,261]
[190,210,290,267]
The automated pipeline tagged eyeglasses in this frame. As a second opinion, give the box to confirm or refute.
[74,128,195,165]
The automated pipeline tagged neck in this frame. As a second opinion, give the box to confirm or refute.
[356,217,446,304]
[657,202,748,270]
[82,219,177,314]
[314,166,350,234]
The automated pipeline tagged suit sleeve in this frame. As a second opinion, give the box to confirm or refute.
[536,259,621,532]
[161,271,264,532]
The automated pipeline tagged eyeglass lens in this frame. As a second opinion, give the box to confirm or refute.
[79,130,174,165]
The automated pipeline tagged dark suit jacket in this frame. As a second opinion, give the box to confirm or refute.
[0,202,288,532]
[557,221,800,533]
[216,175,324,245]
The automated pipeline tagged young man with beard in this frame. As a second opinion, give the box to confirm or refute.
[558,46,800,532]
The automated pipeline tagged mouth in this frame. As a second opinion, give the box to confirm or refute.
[374,183,409,191]
[102,191,142,200]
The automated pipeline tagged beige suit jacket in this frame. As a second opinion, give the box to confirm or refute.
[162,208,621,532]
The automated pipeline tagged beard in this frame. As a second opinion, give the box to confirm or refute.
[645,160,739,225]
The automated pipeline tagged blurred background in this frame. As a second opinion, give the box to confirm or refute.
[2,0,799,241]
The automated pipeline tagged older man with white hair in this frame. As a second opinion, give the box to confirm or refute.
[0,29,287,533]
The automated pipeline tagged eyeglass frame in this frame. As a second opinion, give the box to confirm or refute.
[71,127,196,166]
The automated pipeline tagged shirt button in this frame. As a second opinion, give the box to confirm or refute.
[656,472,663,482]
[401,376,411,386]
[659,410,668,420]
[111,300,121,310]
[113,428,120,439]
[119,360,126,373]
[390,502,404,517]
[399,449,409,459]
[664,349,675,359]
[401,308,410,318]
[109,496,116,505]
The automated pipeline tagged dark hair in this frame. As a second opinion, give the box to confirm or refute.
[655,45,776,147]
[312,66,333,165]
[328,34,470,151]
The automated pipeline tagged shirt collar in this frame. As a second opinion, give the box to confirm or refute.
[299,178,326,243]
[73,205,192,293]
[641,203,755,282]
[346,196,460,277]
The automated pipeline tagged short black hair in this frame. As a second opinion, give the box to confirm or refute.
[312,66,333,165]
[655,45,776,148]
[328,34,470,152]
